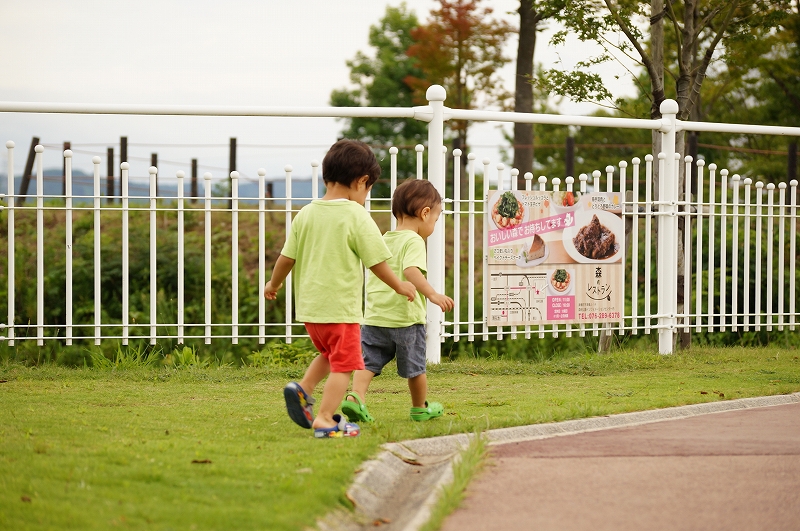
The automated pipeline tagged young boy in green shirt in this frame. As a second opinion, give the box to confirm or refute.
[263,139,416,438]
[341,179,455,423]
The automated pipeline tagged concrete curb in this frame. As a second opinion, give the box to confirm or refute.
[325,393,800,531]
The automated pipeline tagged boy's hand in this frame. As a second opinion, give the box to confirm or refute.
[397,281,417,302]
[263,280,283,300]
[429,292,455,312]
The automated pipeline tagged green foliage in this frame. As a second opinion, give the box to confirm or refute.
[535,66,616,110]
[164,345,211,368]
[406,0,514,146]
[330,3,429,190]
[695,4,799,182]
[88,343,161,370]
[541,0,793,121]
[248,340,317,368]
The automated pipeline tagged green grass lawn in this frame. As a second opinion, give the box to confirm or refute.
[1,346,799,530]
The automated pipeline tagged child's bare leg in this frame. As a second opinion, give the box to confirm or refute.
[350,369,376,402]
[299,354,330,396]
[408,373,427,408]
[312,371,352,429]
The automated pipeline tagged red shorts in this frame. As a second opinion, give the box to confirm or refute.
[304,323,365,373]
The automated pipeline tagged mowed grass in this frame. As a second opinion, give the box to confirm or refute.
[1,346,799,530]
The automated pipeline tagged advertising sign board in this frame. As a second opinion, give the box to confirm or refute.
[486,189,624,326]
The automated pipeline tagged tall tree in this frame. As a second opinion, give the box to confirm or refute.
[405,0,513,166]
[330,4,428,184]
[538,0,790,349]
[541,1,790,141]
[513,0,563,187]
[695,0,800,182]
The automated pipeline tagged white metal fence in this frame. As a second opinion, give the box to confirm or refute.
[2,87,799,358]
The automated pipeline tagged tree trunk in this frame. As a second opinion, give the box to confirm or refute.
[650,0,664,203]
[513,0,537,189]
[650,0,665,121]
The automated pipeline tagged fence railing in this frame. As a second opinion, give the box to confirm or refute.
[2,87,800,358]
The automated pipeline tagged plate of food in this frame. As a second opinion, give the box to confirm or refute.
[516,234,549,268]
[548,268,573,295]
[551,190,582,214]
[489,190,526,230]
[562,210,623,263]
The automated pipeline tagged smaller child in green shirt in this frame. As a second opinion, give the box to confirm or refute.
[342,179,455,423]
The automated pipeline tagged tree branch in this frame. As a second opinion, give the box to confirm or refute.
[686,0,740,119]
[602,0,661,93]
[767,69,800,114]
[665,0,684,66]
[694,0,730,40]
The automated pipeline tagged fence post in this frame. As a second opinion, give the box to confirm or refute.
[658,99,679,354]
[35,144,44,346]
[6,141,15,345]
[425,84,446,364]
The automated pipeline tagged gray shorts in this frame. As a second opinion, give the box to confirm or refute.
[361,324,427,379]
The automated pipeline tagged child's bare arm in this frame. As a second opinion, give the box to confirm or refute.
[404,266,455,312]
[263,255,296,300]
[369,261,416,302]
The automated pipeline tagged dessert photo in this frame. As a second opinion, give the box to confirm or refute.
[516,233,549,267]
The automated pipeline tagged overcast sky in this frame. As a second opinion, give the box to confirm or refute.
[0,0,635,183]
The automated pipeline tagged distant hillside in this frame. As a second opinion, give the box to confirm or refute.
[0,170,323,205]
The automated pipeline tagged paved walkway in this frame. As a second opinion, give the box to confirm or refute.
[439,401,800,531]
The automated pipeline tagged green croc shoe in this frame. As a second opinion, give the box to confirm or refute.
[410,401,444,421]
[340,392,375,423]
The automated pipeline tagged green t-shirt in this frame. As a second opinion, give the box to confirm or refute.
[281,200,391,323]
[364,230,427,327]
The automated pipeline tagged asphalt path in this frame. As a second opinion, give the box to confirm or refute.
[439,401,800,531]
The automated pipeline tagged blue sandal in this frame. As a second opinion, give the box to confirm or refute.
[284,382,315,429]
[314,414,360,438]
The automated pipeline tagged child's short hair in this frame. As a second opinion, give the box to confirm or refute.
[322,139,381,188]
[391,179,442,220]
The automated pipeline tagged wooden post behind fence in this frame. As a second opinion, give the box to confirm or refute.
[228,137,236,210]
[120,137,127,162]
[15,136,39,206]
[62,141,70,197]
[565,135,575,178]
[106,147,114,204]
[151,153,158,197]
[191,158,198,203]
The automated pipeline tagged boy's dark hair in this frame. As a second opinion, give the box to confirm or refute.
[391,179,442,220]
[322,139,381,187]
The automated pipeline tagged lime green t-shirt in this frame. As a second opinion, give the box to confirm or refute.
[364,230,427,327]
[280,200,391,324]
